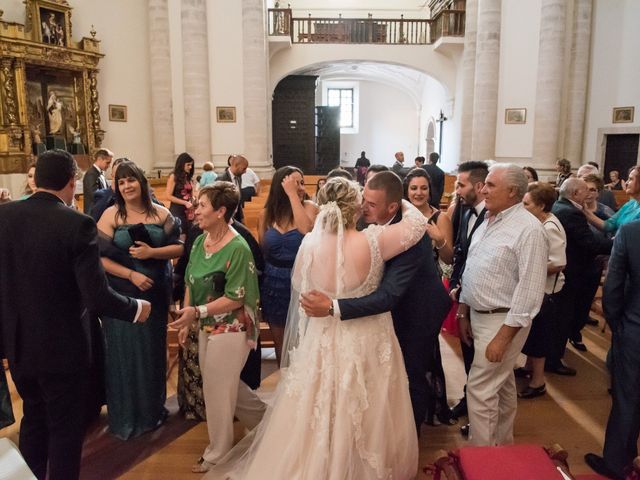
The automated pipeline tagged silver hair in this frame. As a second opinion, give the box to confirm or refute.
[559,177,586,199]
[488,163,528,200]
[576,164,598,178]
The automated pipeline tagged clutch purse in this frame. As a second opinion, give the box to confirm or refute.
[128,223,153,246]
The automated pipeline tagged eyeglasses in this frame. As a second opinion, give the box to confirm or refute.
[587,188,598,192]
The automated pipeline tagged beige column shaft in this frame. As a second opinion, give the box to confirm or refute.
[459,0,478,164]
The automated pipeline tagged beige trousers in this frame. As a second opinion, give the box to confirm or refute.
[467,311,531,446]
[199,331,266,464]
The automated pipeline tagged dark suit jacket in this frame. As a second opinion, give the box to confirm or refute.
[391,161,409,179]
[450,205,486,292]
[552,198,612,283]
[0,192,138,376]
[603,220,640,330]
[218,170,244,223]
[82,165,105,214]
[338,212,451,341]
[422,163,445,208]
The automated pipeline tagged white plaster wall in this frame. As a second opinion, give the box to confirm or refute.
[208,0,245,166]
[323,80,419,168]
[494,0,541,161]
[583,0,640,166]
[1,0,153,195]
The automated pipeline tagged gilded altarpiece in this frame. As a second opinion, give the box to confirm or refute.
[0,0,105,174]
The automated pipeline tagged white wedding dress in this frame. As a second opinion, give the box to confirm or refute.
[204,201,425,480]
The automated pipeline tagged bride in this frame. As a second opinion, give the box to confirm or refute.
[205,176,427,479]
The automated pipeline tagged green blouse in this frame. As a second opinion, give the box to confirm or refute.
[186,232,260,343]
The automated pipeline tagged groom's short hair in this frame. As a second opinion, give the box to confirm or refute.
[367,171,403,204]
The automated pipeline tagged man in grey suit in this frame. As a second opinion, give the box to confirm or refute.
[585,220,640,479]
[82,148,113,214]
[391,151,410,179]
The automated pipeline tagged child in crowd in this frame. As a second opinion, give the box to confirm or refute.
[199,162,217,188]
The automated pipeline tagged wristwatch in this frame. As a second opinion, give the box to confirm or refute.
[197,304,208,319]
[328,303,335,317]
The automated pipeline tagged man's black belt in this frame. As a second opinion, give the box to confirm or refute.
[473,308,510,314]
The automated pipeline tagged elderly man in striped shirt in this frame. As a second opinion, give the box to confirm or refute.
[457,163,548,446]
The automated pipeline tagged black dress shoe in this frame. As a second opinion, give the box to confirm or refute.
[586,317,599,326]
[451,398,467,419]
[584,453,622,479]
[545,362,577,376]
[570,339,588,352]
[460,423,470,437]
[518,384,546,399]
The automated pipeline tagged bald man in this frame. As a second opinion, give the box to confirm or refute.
[219,155,249,222]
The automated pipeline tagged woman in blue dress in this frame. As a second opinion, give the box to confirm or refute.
[97,161,184,439]
[258,166,318,365]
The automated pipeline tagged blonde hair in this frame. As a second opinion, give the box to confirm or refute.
[316,177,362,232]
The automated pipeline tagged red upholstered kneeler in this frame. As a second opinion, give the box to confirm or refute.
[428,444,610,480]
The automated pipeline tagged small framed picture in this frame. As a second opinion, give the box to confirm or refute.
[612,106,634,124]
[216,106,236,123]
[109,104,127,122]
[505,108,527,124]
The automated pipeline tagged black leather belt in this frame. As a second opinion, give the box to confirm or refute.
[473,308,510,314]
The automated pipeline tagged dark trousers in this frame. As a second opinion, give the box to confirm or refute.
[571,263,603,342]
[604,325,640,477]
[547,284,575,367]
[12,369,89,480]
[395,329,431,435]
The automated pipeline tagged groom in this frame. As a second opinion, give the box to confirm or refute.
[301,171,451,434]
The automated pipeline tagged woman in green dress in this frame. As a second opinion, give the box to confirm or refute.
[170,182,266,473]
[97,161,184,440]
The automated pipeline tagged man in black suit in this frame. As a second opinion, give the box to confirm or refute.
[300,171,451,434]
[0,150,151,480]
[585,220,640,479]
[218,154,248,223]
[391,151,410,179]
[549,177,612,375]
[423,152,446,208]
[82,148,113,214]
[448,161,488,425]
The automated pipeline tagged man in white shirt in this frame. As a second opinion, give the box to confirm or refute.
[240,167,261,203]
[457,163,548,446]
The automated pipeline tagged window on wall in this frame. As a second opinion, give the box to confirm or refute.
[322,81,359,134]
[327,88,354,128]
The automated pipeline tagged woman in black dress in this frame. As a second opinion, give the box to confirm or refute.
[166,152,196,236]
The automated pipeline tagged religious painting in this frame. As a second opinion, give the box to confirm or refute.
[612,106,634,124]
[109,105,128,122]
[216,106,236,123]
[505,108,526,124]
[38,7,68,47]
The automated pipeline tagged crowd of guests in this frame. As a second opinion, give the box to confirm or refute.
[1,146,640,479]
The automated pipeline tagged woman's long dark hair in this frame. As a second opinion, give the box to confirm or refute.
[262,166,304,237]
[114,161,158,223]
[403,167,433,204]
[173,152,194,185]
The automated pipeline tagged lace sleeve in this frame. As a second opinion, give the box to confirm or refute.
[377,200,427,261]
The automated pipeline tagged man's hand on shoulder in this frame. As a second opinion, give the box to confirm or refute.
[137,300,151,323]
[301,290,332,317]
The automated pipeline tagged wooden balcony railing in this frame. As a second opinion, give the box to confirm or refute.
[267,9,464,45]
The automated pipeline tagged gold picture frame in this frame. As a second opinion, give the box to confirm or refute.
[612,106,634,124]
[108,104,127,122]
[216,106,236,123]
[33,1,72,48]
[505,108,527,124]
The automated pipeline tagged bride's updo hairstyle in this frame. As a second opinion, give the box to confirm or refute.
[316,177,362,232]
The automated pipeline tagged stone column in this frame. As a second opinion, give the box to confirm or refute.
[531,0,567,168]
[470,0,501,161]
[459,0,478,164]
[181,0,212,163]
[563,0,592,166]
[242,0,273,177]
[148,0,175,169]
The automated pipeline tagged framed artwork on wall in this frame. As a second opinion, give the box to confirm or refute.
[216,106,236,123]
[612,106,634,124]
[505,108,527,124]
[32,1,72,48]
[108,105,127,122]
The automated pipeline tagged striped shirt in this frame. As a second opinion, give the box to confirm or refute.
[460,203,548,328]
